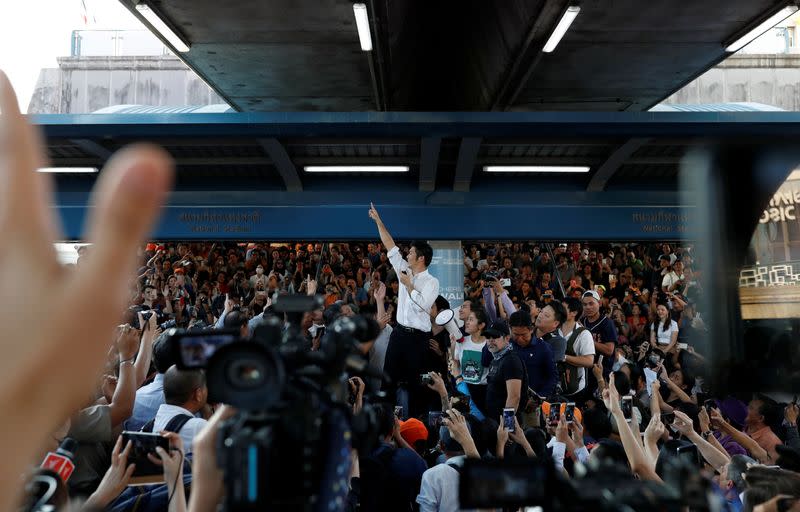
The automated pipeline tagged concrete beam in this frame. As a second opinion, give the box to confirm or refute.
[69,138,112,161]
[257,138,302,192]
[454,138,482,192]
[586,138,651,192]
[418,137,441,192]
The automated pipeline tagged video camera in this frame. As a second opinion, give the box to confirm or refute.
[459,453,713,511]
[164,294,384,511]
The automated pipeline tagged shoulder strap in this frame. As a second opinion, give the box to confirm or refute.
[565,327,585,357]
[140,418,156,433]
[164,414,194,434]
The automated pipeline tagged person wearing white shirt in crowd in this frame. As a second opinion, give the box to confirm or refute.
[661,259,684,293]
[560,297,596,402]
[152,366,209,456]
[369,203,440,419]
[651,303,679,355]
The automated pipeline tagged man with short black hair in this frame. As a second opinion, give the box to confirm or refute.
[484,321,528,421]
[560,298,595,401]
[508,310,557,397]
[534,302,568,366]
[125,331,177,431]
[152,366,209,456]
[369,204,439,419]
[745,394,783,462]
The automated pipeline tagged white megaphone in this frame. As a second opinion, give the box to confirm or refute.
[435,309,464,342]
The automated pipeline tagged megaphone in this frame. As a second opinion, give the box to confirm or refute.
[435,309,464,342]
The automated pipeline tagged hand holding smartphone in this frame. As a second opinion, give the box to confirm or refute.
[502,408,516,432]
[564,403,575,424]
[620,396,633,423]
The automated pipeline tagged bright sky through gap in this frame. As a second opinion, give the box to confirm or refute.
[0,0,145,113]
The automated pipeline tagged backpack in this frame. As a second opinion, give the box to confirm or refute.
[140,413,193,435]
[559,327,586,396]
[108,414,194,512]
[358,446,416,512]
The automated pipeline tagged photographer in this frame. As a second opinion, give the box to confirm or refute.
[359,403,427,512]
[416,409,480,512]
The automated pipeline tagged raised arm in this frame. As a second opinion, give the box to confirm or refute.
[134,312,159,388]
[605,374,662,482]
[110,326,139,428]
[710,408,770,463]
[368,203,396,252]
[673,410,729,473]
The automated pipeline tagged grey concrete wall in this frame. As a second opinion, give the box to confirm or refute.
[28,56,225,114]
[662,54,800,110]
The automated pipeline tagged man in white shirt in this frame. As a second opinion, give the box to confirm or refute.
[152,365,209,456]
[560,297,596,402]
[369,203,440,418]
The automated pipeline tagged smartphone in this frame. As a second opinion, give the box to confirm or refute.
[421,373,433,385]
[503,408,516,432]
[677,343,688,350]
[548,403,561,426]
[661,412,675,424]
[597,354,604,366]
[429,411,444,428]
[564,403,576,424]
[621,396,633,423]
[676,444,700,467]
[500,278,511,288]
[394,406,404,420]
[703,399,716,414]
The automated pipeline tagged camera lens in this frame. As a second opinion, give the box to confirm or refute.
[226,360,266,389]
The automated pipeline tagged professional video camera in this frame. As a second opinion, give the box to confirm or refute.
[166,294,383,512]
[459,449,713,512]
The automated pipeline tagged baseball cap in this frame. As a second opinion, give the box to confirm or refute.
[399,418,428,447]
[582,290,601,302]
[483,320,510,339]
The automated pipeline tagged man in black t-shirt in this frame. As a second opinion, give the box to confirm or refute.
[484,321,528,421]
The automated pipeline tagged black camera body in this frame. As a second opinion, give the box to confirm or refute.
[166,295,383,511]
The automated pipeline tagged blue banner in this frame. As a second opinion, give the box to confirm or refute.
[428,241,464,310]
[56,205,695,241]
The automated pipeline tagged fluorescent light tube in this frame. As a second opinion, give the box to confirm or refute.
[304,166,408,173]
[353,3,373,51]
[136,3,191,53]
[543,6,581,53]
[726,6,799,52]
[37,167,99,174]
[483,166,590,173]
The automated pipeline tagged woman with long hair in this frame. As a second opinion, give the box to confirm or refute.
[650,303,679,356]
[452,306,490,415]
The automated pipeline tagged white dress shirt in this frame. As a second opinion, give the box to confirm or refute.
[153,403,208,456]
[387,246,439,331]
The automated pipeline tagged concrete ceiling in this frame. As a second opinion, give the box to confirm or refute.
[120,0,786,112]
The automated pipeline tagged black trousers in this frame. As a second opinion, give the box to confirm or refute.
[383,325,435,419]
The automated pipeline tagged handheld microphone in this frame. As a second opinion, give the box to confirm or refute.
[40,438,77,483]
[21,469,69,512]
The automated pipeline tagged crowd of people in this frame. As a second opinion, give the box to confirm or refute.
[1,73,799,512]
[43,212,800,512]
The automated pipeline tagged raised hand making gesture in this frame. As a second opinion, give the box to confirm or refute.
[0,71,173,510]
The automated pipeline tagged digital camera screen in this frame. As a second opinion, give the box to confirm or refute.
[179,333,238,368]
